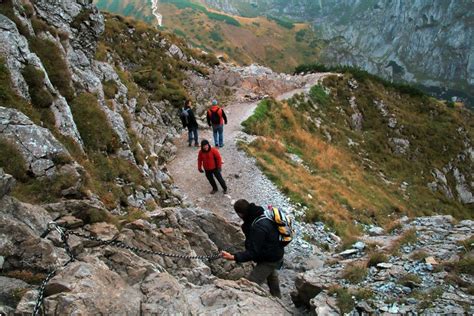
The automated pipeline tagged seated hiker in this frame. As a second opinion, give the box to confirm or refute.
[198,139,227,194]
[221,199,284,298]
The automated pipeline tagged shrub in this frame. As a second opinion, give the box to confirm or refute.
[295,63,427,98]
[342,264,368,283]
[367,252,388,267]
[0,60,42,123]
[21,65,53,108]
[103,80,118,99]
[328,286,354,314]
[410,250,429,261]
[28,38,74,101]
[398,273,422,287]
[309,85,330,106]
[267,15,294,29]
[71,9,93,29]
[0,138,28,181]
[456,257,474,275]
[70,93,120,153]
[12,172,80,203]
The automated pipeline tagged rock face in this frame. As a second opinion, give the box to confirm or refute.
[0,171,289,314]
[0,107,72,177]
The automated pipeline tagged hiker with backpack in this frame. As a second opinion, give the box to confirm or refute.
[206,99,227,148]
[180,100,199,147]
[221,199,293,298]
[198,139,228,194]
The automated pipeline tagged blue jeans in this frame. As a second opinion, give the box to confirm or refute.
[212,124,224,147]
[188,127,198,145]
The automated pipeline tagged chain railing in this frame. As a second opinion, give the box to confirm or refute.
[32,222,222,315]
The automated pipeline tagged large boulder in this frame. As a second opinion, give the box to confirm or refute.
[0,196,64,271]
[17,258,142,315]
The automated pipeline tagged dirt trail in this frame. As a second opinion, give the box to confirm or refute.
[168,73,329,223]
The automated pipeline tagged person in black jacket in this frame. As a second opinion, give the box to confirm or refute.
[180,100,199,147]
[221,199,284,298]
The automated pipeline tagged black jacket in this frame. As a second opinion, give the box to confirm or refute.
[181,106,198,129]
[234,204,284,263]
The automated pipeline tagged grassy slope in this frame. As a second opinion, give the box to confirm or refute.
[241,75,472,239]
[94,0,322,73]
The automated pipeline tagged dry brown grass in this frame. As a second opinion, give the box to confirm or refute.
[240,98,412,240]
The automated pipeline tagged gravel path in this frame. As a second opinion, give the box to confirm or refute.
[168,73,331,310]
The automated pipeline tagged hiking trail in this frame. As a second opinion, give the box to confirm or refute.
[167,73,330,308]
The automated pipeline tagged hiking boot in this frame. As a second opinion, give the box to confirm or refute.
[194,143,199,147]
[210,189,218,194]
[223,188,228,194]
[188,143,192,147]
[219,144,224,148]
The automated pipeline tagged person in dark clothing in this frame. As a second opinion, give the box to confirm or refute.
[180,100,199,147]
[221,199,284,298]
[198,139,227,194]
[206,99,227,148]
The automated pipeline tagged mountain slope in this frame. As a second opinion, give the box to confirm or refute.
[202,0,474,106]
[94,0,323,73]
[241,75,473,238]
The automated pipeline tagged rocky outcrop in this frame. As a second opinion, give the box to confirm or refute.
[292,216,474,314]
[0,13,83,146]
[0,169,289,314]
[0,107,74,177]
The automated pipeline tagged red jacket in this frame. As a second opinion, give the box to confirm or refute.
[206,105,228,126]
[198,147,223,171]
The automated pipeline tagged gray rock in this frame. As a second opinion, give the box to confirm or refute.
[353,241,366,250]
[310,291,339,315]
[368,226,384,236]
[0,107,71,177]
[0,276,31,308]
[376,262,393,269]
[453,167,473,204]
[0,169,16,198]
[339,248,358,257]
[389,138,410,155]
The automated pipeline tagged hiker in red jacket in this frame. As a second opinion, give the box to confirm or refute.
[198,139,228,194]
[206,99,227,148]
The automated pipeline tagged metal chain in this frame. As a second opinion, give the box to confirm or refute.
[33,223,76,316]
[66,230,222,260]
[33,222,222,315]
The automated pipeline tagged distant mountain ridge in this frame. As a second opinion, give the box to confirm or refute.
[202,0,474,106]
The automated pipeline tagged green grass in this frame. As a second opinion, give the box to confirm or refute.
[241,98,273,134]
[21,65,53,108]
[309,85,330,106]
[267,15,294,29]
[162,0,241,26]
[367,252,388,267]
[70,93,120,153]
[103,80,118,99]
[342,265,368,284]
[28,34,74,101]
[0,138,28,181]
[0,60,42,124]
[295,63,426,98]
